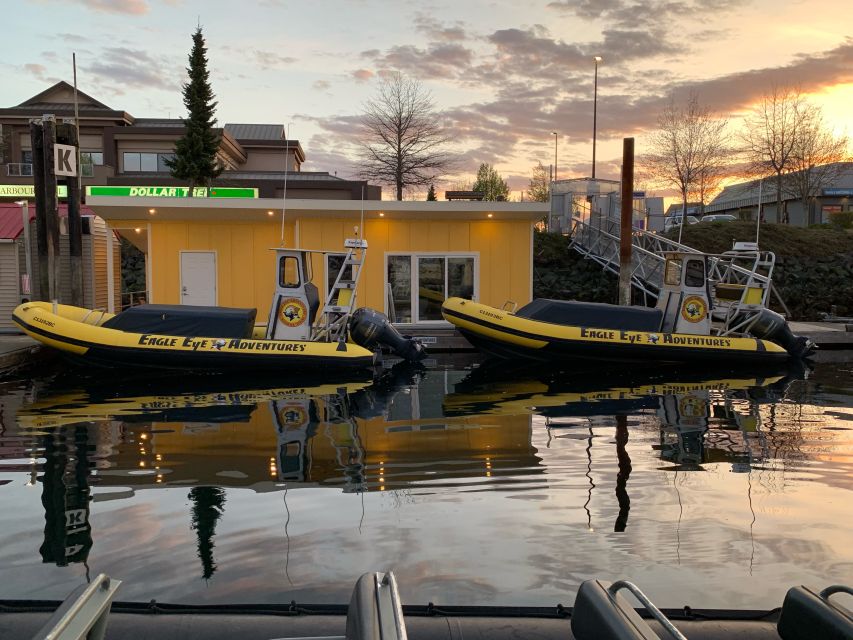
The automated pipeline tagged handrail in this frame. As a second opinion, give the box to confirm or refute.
[608,581,688,640]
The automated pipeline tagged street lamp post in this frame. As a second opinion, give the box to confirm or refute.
[551,131,558,182]
[592,56,602,180]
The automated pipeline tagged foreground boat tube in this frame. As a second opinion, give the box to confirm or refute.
[441,297,790,364]
[13,302,376,371]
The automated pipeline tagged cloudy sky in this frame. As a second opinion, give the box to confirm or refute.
[5,0,853,198]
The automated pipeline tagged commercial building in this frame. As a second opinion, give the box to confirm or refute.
[0,81,379,200]
[703,163,853,225]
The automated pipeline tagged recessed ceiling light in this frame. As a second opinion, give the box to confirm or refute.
[267,210,274,216]
[148,208,156,214]
[487,213,493,218]
[379,212,385,217]
[134,228,141,233]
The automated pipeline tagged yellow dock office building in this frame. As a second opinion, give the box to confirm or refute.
[86,195,548,326]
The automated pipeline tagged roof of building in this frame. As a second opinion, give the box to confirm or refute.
[224,123,284,140]
[705,162,853,214]
[0,203,96,239]
[133,118,185,127]
[17,81,113,110]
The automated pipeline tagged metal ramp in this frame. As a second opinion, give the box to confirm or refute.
[569,214,688,301]
[568,212,789,315]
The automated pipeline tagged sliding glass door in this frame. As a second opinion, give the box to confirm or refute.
[386,254,477,323]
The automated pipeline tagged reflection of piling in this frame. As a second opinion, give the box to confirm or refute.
[40,426,93,566]
[614,415,631,532]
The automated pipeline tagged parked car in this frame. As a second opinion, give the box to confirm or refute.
[701,214,738,223]
[664,215,699,232]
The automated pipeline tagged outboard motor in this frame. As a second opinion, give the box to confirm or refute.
[744,308,815,358]
[349,308,427,362]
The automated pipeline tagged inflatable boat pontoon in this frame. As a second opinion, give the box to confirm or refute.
[14,236,425,372]
[443,247,814,364]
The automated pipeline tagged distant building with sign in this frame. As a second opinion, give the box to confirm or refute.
[0,81,379,201]
[703,162,853,225]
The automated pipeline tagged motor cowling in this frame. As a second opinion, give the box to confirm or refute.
[744,309,815,359]
[349,308,427,362]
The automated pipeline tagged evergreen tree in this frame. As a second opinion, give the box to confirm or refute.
[167,27,222,195]
[426,184,437,201]
[472,163,509,201]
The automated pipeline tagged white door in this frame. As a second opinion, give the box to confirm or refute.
[180,251,216,306]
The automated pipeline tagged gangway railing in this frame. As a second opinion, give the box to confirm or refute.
[568,211,790,315]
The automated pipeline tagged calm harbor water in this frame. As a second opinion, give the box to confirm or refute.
[0,359,851,610]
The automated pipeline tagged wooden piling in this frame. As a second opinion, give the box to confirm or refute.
[618,138,634,306]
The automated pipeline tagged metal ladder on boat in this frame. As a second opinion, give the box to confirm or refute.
[312,238,367,346]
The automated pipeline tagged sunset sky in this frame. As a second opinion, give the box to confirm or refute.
[5,0,853,199]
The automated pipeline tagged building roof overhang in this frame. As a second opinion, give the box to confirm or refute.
[87,196,549,223]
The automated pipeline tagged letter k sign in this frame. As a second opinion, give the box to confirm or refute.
[54,144,77,177]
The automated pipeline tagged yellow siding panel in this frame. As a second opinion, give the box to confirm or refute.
[408,221,431,251]
[448,222,470,252]
[230,225,255,309]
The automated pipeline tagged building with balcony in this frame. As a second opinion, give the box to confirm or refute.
[0,81,379,200]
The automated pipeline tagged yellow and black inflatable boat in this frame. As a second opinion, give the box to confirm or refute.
[441,297,805,365]
[442,249,814,365]
[13,301,376,371]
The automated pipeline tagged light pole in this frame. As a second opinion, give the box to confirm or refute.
[14,200,33,299]
[551,131,558,182]
[592,56,602,180]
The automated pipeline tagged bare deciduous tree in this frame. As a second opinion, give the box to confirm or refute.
[358,72,454,200]
[741,86,811,223]
[643,91,730,239]
[783,109,850,224]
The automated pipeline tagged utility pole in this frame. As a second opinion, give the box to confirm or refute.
[618,138,634,306]
[58,120,84,306]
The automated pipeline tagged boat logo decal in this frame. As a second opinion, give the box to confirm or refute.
[212,339,226,351]
[280,298,308,327]
[681,296,708,323]
[648,334,660,344]
[279,402,309,427]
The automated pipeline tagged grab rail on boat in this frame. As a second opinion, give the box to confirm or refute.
[81,308,109,326]
[608,581,688,640]
[31,574,121,640]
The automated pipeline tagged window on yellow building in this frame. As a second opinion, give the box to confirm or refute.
[386,254,476,323]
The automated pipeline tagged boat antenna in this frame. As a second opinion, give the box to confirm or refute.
[755,178,763,246]
[280,122,292,245]
[360,185,365,236]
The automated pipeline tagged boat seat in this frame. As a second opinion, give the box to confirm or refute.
[516,299,663,332]
[102,304,257,339]
[777,585,853,640]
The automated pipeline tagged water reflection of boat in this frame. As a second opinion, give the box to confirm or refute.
[17,364,541,493]
[443,362,794,418]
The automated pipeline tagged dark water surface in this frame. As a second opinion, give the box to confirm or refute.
[1,359,851,610]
